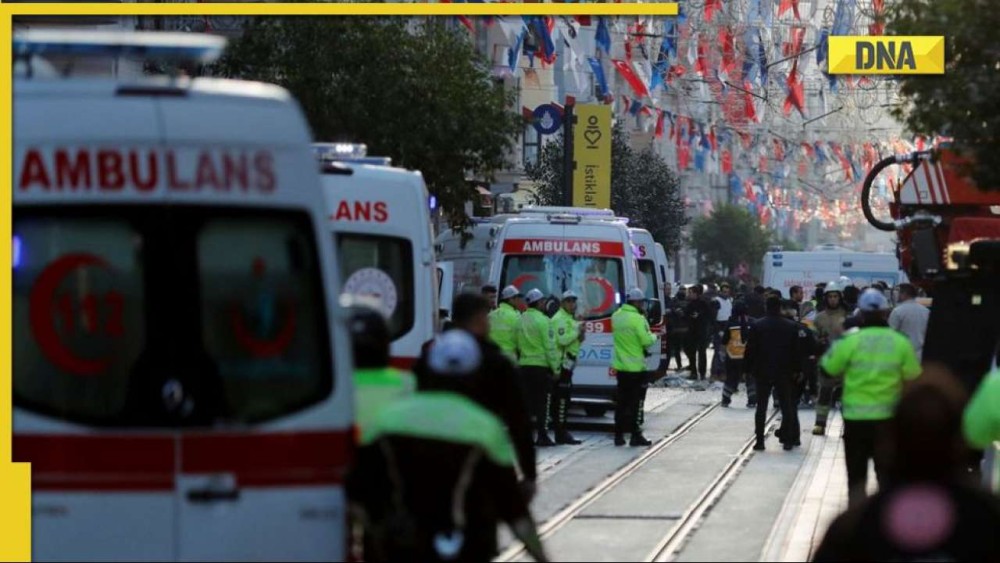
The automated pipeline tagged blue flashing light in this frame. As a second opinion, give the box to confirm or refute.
[313,143,391,166]
[13,30,227,65]
[429,195,438,210]
[13,235,22,270]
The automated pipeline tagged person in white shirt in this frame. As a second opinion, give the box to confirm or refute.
[711,283,734,378]
[888,283,930,360]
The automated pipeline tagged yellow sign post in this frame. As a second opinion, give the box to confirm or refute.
[572,104,612,209]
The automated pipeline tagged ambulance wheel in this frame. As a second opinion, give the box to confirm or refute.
[584,405,609,418]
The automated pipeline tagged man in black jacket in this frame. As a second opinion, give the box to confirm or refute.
[684,285,712,381]
[413,293,538,500]
[743,296,803,451]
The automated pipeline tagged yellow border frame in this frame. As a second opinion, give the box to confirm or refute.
[0,3,677,560]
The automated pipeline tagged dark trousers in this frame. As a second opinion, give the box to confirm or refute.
[843,419,890,508]
[615,371,648,437]
[722,358,756,405]
[667,332,686,369]
[520,367,554,439]
[684,336,708,379]
[710,322,727,377]
[549,369,574,434]
[814,372,841,428]
[754,375,800,445]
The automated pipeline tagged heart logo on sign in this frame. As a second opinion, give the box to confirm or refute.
[584,129,602,146]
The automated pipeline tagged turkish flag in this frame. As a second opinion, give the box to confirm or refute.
[783,62,805,117]
[722,150,733,174]
[779,0,801,20]
[612,59,650,98]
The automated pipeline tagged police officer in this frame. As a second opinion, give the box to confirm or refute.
[347,300,416,441]
[489,285,523,362]
[612,288,657,447]
[820,289,921,507]
[812,280,849,436]
[518,288,560,447]
[550,290,585,445]
[347,330,549,563]
[482,284,499,310]
[743,296,803,451]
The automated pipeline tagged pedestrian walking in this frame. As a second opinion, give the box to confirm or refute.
[819,289,922,507]
[888,283,930,361]
[721,302,756,408]
[783,299,820,407]
[347,330,549,563]
[684,284,712,380]
[518,288,560,447]
[666,287,689,371]
[489,285,524,362]
[612,288,658,447]
[550,290,585,446]
[743,296,803,451]
[813,367,1000,562]
[348,302,417,441]
[414,293,538,500]
[711,282,734,379]
[812,281,850,436]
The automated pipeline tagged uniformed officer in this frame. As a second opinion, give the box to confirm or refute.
[489,285,524,362]
[550,290,586,445]
[347,330,549,563]
[820,289,921,507]
[518,288,560,447]
[347,301,416,442]
[812,281,849,436]
[612,288,657,447]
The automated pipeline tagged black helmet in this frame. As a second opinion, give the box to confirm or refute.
[344,299,390,369]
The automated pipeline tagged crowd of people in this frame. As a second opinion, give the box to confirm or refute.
[342,276,1000,561]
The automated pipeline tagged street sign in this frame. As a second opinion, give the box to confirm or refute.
[533,104,563,135]
[572,104,611,209]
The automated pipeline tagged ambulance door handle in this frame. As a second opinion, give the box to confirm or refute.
[187,484,241,503]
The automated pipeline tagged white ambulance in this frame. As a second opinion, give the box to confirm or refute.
[13,31,354,562]
[487,207,656,414]
[435,215,515,296]
[314,143,439,369]
[629,228,665,372]
[763,248,904,297]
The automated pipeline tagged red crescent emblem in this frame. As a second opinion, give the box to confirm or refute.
[586,277,615,315]
[230,303,297,359]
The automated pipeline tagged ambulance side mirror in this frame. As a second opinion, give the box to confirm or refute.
[645,299,663,326]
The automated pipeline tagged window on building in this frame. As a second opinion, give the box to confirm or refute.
[523,124,541,168]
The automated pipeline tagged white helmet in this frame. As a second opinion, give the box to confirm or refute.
[627,287,646,302]
[825,281,842,294]
[500,285,521,300]
[428,330,483,376]
[839,276,855,288]
[525,288,546,305]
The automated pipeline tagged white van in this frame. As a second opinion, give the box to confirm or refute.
[315,143,438,369]
[488,207,652,412]
[763,249,904,297]
[13,31,353,562]
[629,228,665,371]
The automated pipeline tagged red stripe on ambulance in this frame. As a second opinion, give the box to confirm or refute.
[502,239,625,257]
[18,148,276,194]
[14,430,352,491]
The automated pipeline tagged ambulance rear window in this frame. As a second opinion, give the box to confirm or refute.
[13,206,333,427]
[336,234,415,339]
[638,260,659,300]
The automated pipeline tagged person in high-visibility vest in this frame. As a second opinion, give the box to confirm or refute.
[550,290,586,445]
[347,302,416,443]
[964,366,1000,451]
[820,289,922,507]
[612,288,657,447]
[518,288,560,447]
[720,301,755,408]
[488,285,523,362]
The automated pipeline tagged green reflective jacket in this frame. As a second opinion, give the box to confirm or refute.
[488,302,521,361]
[363,391,516,466]
[820,327,921,421]
[612,304,657,372]
[517,308,559,373]
[552,308,582,368]
[354,367,417,443]
[964,368,1000,450]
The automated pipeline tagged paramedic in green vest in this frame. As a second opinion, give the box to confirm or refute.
[820,289,922,507]
[347,330,548,563]
[518,288,560,447]
[964,365,1000,452]
[550,290,586,446]
[347,301,416,442]
[612,288,658,447]
[488,285,523,362]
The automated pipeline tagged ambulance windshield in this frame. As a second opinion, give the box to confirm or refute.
[499,255,624,320]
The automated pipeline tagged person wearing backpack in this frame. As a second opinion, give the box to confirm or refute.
[721,302,756,408]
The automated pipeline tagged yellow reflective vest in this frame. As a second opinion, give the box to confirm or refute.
[518,308,559,373]
[611,304,657,372]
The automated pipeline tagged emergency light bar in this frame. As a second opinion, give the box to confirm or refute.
[312,143,392,166]
[521,206,617,218]
[13,30,227,65]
